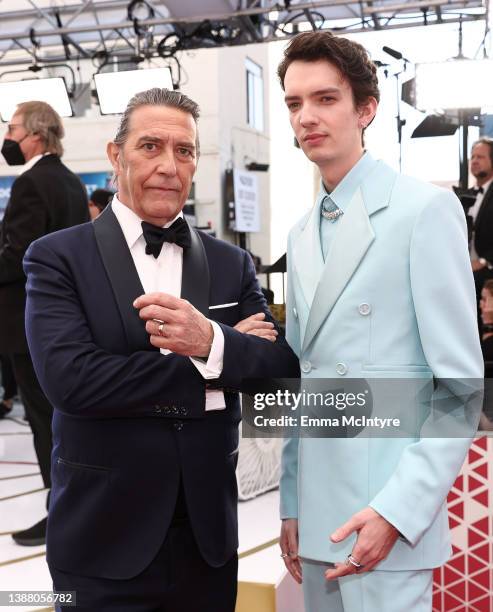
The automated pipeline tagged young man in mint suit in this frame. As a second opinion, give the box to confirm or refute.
[278,31,483,611]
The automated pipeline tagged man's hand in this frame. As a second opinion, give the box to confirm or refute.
[325,507,399,580]
[472,259,487,272]
[280,519,302,584]
[234,313,278,342]
[134,293,213,358]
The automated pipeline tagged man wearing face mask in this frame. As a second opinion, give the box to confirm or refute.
[0,101,89,546]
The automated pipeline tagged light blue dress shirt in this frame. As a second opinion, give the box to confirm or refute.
[319,151,378,260]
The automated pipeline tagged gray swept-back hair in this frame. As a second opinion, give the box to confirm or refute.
[17,101,64,157]
[113,87,200,157]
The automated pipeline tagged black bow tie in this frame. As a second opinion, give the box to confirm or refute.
[473,186,484,195]
[141,218,191,258]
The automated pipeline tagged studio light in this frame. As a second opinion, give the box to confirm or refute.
[127,0,154,22]
[0,77,72,121]
[411,113,459,138]
[415,59,493,110]
[94,67,173,115]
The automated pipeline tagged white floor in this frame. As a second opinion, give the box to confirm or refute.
[0,402,51,611]
[0,401,294,611]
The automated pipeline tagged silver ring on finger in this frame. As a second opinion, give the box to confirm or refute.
[280,552,289,559]
[347,554,364,570]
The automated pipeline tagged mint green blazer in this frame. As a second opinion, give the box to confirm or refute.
[280,160,483,570]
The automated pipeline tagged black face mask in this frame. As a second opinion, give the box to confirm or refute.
[1,137,27,166]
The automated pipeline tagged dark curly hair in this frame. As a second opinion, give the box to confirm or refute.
[277,31,380,111]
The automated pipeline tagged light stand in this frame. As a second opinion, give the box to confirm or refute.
[382,46,412,171]
[394,69,407,172]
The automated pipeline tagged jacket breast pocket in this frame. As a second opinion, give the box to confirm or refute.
[361,364,434,381]
[362,364,433,373]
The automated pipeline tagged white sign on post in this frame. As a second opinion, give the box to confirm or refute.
[233,169,260,232]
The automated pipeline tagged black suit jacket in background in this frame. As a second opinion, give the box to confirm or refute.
[0,154,89,353]
[23,207,300,580]
[474,182,493,263]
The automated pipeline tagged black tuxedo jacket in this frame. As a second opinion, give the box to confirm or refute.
[474,182,493,263]
[23,206,300,579]
[0,154,89,353]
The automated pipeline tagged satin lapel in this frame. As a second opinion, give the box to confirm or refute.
[93,206,155,352]
[302,189,375,353]
[181,225,210,316]
[292,203,325,311]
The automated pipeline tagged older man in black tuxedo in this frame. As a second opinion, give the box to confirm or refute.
[24,88,299,611]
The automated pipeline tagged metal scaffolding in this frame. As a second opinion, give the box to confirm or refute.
[0,0,486,68]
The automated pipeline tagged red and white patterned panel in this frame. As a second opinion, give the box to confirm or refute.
[433,436,493,612]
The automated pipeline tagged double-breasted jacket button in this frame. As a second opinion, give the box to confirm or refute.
[335,362,348,376]
[358,303,371,316]
[301,360,312,373]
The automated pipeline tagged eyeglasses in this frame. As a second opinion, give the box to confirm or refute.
[6,123,24,134]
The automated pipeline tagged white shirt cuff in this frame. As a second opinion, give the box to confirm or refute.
[189,320,224,379]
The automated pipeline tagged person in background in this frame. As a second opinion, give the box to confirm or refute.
[0,100,89,546]
[0,354,17,417]
[478,279,493,428]
[469,138,493,313]
[480,279,493,361]
[88,187,114,220]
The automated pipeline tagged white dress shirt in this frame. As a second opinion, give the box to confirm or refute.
[19,152,51,175]
[111,195,226,410]
[470,178,493,260]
